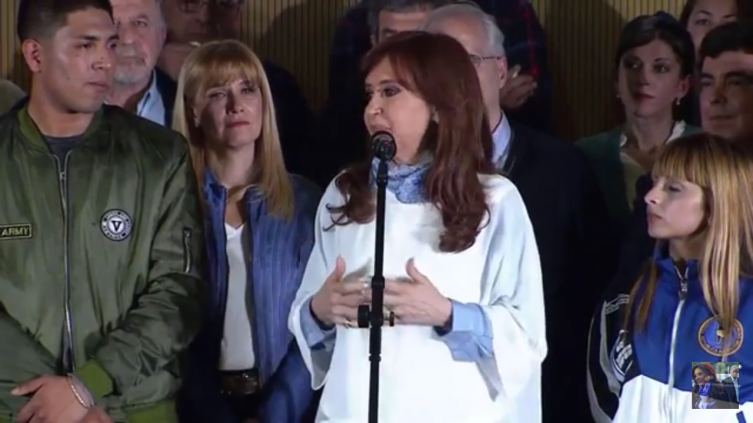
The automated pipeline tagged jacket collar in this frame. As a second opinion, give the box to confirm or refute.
[652,242,702,296]
[201,166,265,208]
[16,100,104,151]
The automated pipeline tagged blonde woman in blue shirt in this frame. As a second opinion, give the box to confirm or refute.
[577,13,699,239]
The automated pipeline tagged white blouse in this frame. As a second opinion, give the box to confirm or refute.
[288,174,547,423]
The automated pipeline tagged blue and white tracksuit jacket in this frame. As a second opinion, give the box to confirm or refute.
[587,248,752,422]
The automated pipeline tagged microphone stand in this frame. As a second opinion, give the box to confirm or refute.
[357,143,392,423]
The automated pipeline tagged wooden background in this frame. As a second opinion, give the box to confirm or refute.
[0,0,685,140]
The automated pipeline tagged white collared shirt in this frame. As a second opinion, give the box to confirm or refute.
[618,121,687,150]
[491,114,512,166]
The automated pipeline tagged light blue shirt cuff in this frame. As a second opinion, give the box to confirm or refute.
[435,300,494,362]
[299,297,336,350]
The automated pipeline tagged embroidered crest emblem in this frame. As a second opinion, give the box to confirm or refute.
[100,209,133,241]
[697,317,744,356]
[610,330,633,383]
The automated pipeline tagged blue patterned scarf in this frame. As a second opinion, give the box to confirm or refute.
[369,157,430,204]
[698,381,712,397]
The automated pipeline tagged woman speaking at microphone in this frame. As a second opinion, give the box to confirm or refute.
[288,31,547,423]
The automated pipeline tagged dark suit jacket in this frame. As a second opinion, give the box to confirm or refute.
[722,377,740,404]
[503,122,618,423]
[155,68,177,126]
[613,174,655,291]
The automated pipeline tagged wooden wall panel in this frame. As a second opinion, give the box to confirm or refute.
[0,0,687,140]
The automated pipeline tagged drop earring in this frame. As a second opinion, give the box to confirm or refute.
[675,98,681,106]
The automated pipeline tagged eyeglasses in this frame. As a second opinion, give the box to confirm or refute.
[468,54,501,67]
[178,0,243,13]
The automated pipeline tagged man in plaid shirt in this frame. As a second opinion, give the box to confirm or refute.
[328,0,552,132]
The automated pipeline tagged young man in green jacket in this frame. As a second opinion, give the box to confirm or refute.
[0,0,205,422]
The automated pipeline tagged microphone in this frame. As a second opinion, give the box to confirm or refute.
[371,131,397,161]
[360,130,395,423]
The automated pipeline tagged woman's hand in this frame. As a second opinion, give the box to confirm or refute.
[310,256,369,327]
[378,259,452,327]
[500,65,537,110]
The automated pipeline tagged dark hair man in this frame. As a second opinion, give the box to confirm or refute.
[0,0,204,422]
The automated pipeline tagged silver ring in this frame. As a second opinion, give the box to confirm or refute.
[383,310,395,327]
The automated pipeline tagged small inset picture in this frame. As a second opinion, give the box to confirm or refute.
[691,362,740,409]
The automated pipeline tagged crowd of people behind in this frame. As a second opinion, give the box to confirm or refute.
[0,0,751,422]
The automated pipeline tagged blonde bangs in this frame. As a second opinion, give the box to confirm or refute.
[652,137,716,190]
[186,41,263,99]
[630,133,753,357]
[175,40,294,219]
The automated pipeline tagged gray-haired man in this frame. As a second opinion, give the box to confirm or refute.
[108,0,175,125]
[722,365,740,404]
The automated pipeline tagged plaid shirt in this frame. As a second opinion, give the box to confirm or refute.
[327,0,553,132]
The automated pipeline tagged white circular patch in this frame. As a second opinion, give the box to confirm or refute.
[100,209,133,241]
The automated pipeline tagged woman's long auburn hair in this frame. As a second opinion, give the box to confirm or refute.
[172,39,293,218]
[692,362,720,384]
[625,133,753,354]
[328,31,496,253]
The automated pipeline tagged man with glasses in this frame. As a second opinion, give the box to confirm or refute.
[423,4,617,423]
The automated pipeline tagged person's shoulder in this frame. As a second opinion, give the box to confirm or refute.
[0,80,26,115]
[0,79,24,98]
[0,102,21,126]
[103,105,188,156]
[681,123,703,136]
[514,122,591,171]
[320,173,346,205]
[289,174,324,212]
[290,173,322,195]
[515,122,581,156]
[479,173,527,215]
[575,127,623,151]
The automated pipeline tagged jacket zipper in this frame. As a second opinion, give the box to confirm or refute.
[182,228,192,273]
[55,153,75,372]
[664,265,688,422]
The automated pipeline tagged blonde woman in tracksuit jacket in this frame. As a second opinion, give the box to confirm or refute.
[587,133,752,422]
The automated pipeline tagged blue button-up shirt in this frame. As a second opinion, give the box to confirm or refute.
[136,71,165,126]
[492,114,512,166]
